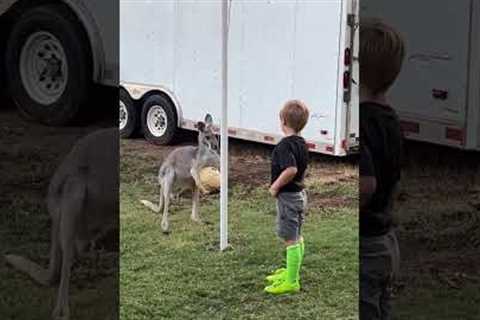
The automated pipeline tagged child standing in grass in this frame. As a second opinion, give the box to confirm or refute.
[265,100,309,295]
[359,19,405,319]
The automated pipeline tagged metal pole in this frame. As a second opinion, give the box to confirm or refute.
[220,0,229,251]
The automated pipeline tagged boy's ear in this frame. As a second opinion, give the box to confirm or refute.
[197,121,205,132]
[204,114,213,125]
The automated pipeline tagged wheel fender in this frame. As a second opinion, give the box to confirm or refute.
[62,0,105,83]
[0,0,17,15]
[121,84,183,127]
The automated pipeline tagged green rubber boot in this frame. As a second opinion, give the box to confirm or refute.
[265,238,305,283]
[299,237,305,278]
[265,267,286,283]
[299,237,304,263]
[264,243,301,294]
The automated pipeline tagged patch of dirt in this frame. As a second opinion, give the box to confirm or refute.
[308,193,357,209]
[229,154,270,188]
[394,142,480,294]
[121,132,358,196]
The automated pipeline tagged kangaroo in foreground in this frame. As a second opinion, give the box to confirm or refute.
[140,114,220,233]
[5,128,119,320]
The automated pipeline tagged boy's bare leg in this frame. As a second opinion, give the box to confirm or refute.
[284,236,303,247]
[284,239,298,246]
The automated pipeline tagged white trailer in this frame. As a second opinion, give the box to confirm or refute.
[120,0,359,156]
[361,0,480,151]
[0,0,118,125]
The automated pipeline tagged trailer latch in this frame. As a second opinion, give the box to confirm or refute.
[347,14,356,27]
[432,89,448,100]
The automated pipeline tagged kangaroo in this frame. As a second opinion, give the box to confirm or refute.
[4,128,119,320]
[140,114,220,233]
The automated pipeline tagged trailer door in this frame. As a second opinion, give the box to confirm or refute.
[344,0,360,152]
[470,0,480,149]
[229,0,350,154]
[361,0,472,148]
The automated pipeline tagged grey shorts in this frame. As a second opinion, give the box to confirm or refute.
[360,230,400,320]
[276,190,307,241]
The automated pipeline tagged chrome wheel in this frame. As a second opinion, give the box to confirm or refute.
[146,105,168,137]
[19,31,68,105]
[119,100,128,130]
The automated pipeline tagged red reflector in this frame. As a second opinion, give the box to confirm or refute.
[344,48,352,66]
[264,136,274,142]
[306,142,316,150]
[326,145,334,153]
[400,121,420,134]
[343,71,351,88]
[445,127,464,143]
[342,139,348,150]
[228,129,237,135]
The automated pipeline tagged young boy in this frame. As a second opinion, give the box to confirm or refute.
[359,19,405,319]
[264,100,309,295]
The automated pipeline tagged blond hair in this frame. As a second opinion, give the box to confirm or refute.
[360,18,405,95]
[280,100,309,133]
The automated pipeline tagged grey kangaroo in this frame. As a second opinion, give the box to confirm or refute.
[140,114,220,233]
[5,128,119,320]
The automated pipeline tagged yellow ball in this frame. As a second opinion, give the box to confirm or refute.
[199,166,221,193]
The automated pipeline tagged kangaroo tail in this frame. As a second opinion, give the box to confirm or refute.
[4,254,51,286]
[139,199,161,213]
[139,186,164,213]
[140,169,167,213]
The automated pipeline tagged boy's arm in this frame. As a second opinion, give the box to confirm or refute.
[270,145,299,197]
[360,144,376,209]
[270,167,298,196]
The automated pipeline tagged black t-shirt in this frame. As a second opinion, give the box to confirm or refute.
[360,102,403,237]
[360,143,375,177]
[271,135,309,193]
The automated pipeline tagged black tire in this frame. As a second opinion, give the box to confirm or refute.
[119,89,138,138]
[5,4,91,125]
[141,95,178,145]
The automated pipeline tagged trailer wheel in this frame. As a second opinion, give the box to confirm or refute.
[5,4,91,125]
[141,95,178,145]
[119,89,138,138]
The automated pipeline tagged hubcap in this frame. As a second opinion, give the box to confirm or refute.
[20,31,68,105]
[119,101,128,130]
[146,105,168,137]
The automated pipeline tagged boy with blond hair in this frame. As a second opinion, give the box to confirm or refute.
[360,18,405,319]
[264,100,309,295]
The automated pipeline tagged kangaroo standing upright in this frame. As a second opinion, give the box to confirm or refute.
[5,128,119,320]
[141,114,220,232]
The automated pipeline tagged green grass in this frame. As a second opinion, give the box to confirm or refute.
[120,180,358,320]
[0,117,117,319]
[0,188,117,320]
[393,284,480,320]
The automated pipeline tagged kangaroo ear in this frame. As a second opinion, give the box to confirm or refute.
[205,114,213,125]
[197,121,205,132]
